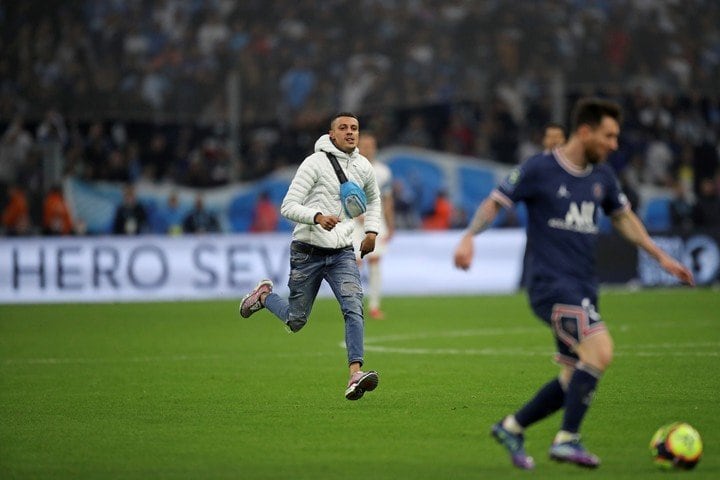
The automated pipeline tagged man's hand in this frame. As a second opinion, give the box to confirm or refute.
[454,234,474,270]
[315,213,341,231]
[660,255,695,286]
[360,233,377,258]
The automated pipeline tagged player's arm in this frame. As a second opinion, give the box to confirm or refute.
[611,209,695,286]
[454,196,503,270]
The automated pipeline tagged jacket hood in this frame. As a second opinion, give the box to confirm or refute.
[314,134,357,157]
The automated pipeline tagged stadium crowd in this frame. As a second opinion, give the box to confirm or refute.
[1,0,719,235]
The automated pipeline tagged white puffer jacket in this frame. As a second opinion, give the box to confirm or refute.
[281,134,381,249]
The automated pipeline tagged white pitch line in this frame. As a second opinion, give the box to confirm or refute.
[5,333,718,367]
[364,345,551,356]
[1,351,337,366]
[355,330,720,357]
[364,327,542,344]
[1,354,226,366]
[363,345,719,357]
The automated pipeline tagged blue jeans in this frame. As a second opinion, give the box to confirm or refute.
[264,245,365,366]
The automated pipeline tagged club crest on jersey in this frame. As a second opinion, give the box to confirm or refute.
[593,183,604,200]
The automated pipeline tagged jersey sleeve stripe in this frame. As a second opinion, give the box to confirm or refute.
[490,189,513,209]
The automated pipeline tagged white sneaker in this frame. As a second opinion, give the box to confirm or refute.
[344,371,379,400]
[239,280,273,318]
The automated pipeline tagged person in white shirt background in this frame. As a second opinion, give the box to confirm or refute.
[353,131,395,319]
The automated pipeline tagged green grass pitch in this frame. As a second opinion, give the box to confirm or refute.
[1,288,718,479]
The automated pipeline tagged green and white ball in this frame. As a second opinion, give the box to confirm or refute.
[650,422,703,470]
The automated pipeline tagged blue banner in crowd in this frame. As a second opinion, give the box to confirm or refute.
[64,175,294,235]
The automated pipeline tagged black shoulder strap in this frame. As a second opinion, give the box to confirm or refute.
[325,152,348,184]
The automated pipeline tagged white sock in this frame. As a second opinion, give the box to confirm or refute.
[554,430,580,444]
[502,415,523,434]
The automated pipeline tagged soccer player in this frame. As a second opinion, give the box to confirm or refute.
[519,122,567,286]
[353,131,395,319]
[239,112,383,401]
[454,98,694,469]
[542,122,567,152]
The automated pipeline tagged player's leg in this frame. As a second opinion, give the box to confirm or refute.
[510,375,568,430]
[560,332,612,435]
[367,256,385,319]
[494,356,570,459]
[490,302,568,470]
[548,299,610,468]
[325,249,379,400]
[263,248,324,332]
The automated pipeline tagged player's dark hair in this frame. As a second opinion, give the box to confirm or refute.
[570,98,622,131]
[361,128,378,141]
[544,122,565,133]
[330,112,359,129]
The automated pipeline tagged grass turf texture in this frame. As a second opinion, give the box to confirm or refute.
[1,288,718,479]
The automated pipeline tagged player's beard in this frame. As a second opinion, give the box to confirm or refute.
[585,145,604,164]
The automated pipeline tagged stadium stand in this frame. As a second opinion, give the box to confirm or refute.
[0,1,718,235]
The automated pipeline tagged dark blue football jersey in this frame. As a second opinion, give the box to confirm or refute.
[492,149,630,303]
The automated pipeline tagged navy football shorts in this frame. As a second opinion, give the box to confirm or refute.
[531,292,607,366]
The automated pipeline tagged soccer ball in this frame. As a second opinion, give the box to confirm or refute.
[650,422,703,470]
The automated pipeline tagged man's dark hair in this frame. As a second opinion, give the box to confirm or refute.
[544,122,566,133]
[361,128,377,139]
[570,98,623,131]
[329,112,359,129]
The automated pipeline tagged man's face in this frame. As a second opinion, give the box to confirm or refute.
[329,116,359,153]
[542,127,566,150]
[358,134,377,160]
[582,116,619,164]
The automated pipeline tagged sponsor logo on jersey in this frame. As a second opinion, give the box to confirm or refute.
[548,201,598,233]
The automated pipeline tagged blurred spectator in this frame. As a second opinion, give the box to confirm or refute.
[392,180,421,230]
[397,115,432,149]
[1,185,32,235]
[183,194,220,233]
[516,129,543,162]
[249,191,279,232]
[669,181,695,231]
[153,191,185,235]
[541,123,566,152]
[181,138,232,187]
[144,132,173,182]
[422,190,453,230]
[642,132,675,187]
[670,142,697,205]
[488,98,519,164]
[692,178,720,227]
[104,149,132,183]
[36,109,68,146]
[441,111,475,155]
[112,184,148,235]
[42,184,74,235]
[0,117,33,191]
[692,137,720,196]
[280,58,317,115]
[83,122,112,180]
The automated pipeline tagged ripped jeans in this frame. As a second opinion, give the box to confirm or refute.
[263,245,365,366]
